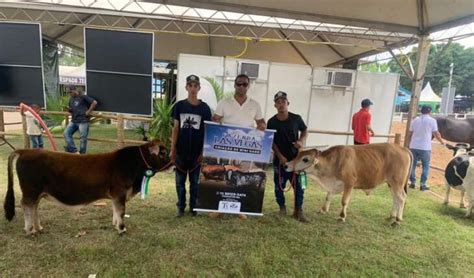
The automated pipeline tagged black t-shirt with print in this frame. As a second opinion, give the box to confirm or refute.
[172,99,212,161]
[267,112,307,165]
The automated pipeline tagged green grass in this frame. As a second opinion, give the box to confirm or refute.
[0,126,473,276]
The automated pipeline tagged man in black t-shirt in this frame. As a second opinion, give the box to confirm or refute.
[64,85,97,154]
[267,91,309,222]
[171,75,212,217]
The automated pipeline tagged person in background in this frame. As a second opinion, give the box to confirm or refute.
[170,75,212,217]
[352,98,375,145]
[21,104,43,149]
[407,105,445,191]
[64,85,97,154]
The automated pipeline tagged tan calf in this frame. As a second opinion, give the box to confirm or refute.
[285,143,412,225]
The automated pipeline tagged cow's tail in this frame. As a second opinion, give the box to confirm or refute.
[4,151,20,221]
[404,148,414,194]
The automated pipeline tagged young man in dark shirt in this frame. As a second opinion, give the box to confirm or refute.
[171,75,212,217]
[267,91,309,222]
[64,85,97,154]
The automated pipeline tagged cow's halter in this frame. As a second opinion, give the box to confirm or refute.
[139,145,172,172]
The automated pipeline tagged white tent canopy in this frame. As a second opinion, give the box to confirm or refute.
[420,82,441,102]
[0,1,472,66]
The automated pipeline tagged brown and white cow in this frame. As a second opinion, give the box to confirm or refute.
[4,140,171,235]
[285,143,412,225]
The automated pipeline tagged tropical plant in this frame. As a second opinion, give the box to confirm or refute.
[44,94,69,131]
[204,77,233,101]
[148,98,174,148]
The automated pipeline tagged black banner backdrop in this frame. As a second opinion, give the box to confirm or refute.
[84,28,153,115]
[0,22,45,107]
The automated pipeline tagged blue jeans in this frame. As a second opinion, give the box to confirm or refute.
[273,164,304,209]
[409,149,431,186]
[64,122,90,154]
[175,159,201,211]
[30,135,43,149]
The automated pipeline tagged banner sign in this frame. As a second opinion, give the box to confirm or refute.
[195,122,275,216]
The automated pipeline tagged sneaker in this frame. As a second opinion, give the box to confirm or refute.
[409,183,416,189]
[238,214,247,220]
[420,185,430,191]
[279,206,287,217]
[209,212,221,218]
[294,208,310,223]
[176,209,185,218]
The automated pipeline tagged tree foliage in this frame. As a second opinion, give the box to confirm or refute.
[386,43,474,97]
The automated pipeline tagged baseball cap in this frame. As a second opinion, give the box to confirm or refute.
[274,91,288,101]
[186,75,200,84]
[361,98,373,107]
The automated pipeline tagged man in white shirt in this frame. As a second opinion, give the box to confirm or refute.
[213,74,266,130]
[211,74,266,219]
[407,105,445,191]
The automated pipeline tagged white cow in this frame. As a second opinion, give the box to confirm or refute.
[443,143,474,217]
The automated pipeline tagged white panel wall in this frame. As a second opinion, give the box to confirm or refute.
[177,54,224,110]
[349,71,399,144]
[177,54,399,147]
[265,63,313,121]
[306,88,355,146]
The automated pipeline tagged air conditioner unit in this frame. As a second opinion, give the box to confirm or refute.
[326,70,354,88]
[239,62,260,79]
[313,68,355,89]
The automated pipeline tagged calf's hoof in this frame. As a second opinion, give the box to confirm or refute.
[25,228,40,236]
[337,217,346,222]
[391,221,401,227]
[460,204,466,209]
[117,228,127,235]
[318,208,328,214]
[443,201,449,206]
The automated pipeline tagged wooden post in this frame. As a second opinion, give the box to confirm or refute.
[0,109,4,140]
[117,114,124,149]
[394,133,402,145]
[404,36,430,147]
[21,115,30,149]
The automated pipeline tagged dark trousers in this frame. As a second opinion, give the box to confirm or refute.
[175,157,201,212]
[273,164,304,209]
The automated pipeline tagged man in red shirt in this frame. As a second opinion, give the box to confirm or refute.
[352,98,375,145]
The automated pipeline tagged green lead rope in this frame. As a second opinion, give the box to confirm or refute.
[140,169,156,199]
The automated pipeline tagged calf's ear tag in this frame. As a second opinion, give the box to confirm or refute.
[144,169,155,177]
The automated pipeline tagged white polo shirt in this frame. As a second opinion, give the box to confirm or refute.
[215,96,263,127]
[409,115,438,151]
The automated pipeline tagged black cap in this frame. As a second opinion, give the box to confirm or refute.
[274,91,288,101]
[67,85,77,92]
[361,98,373,107]
[186,75,200,84]
[421,105,432,114]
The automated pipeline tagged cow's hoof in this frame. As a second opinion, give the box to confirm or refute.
[391,221,401,227]
[443,201,449,206]
[460,204,466,209]
[337,217,346,222]
[319,208,328,214]
[117,228,127,235]
[386,216,396,221]
[464,214,472,218]
[25,229,39,236]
